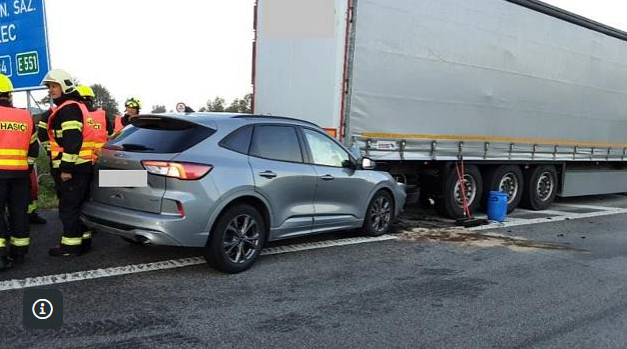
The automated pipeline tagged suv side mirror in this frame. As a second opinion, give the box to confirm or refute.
[342,159,356,169]
[361,157,376,170]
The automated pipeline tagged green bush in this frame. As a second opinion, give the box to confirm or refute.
[35,149,58,209]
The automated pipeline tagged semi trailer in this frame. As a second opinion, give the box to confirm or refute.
[252,0,627,218]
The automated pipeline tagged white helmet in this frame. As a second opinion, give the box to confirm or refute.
[41,69,76,94]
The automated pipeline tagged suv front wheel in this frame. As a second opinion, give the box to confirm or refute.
[205,204,266,273]
[363,190,395,236]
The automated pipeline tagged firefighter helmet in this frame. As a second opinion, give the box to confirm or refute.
[41,69,77,94]
[0,74,13,93]
[125,97,142,110]
[77,85,96,98]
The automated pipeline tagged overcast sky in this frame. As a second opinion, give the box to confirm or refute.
[17,0,627,112]
[26,0,255,112]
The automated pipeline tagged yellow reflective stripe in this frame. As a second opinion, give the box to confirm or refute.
[52,159,61,168]
[61,236,83,246]
[82,231,92,239]
[10,237,30,247]
[61,121,83,131]
[38,121,47,129]
[30,133,38,142]
[0,159,27,166]
[28,157,37,165]
[62,153,79,162]
[54,130,63,137]
[0,149,27,156]
[0,238,5,248]
[76,157,92,164]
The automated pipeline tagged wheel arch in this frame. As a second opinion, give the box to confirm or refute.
[205,192,272,244]
[363,184,397,219]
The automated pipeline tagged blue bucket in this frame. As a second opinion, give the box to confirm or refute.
[487,191,508,222]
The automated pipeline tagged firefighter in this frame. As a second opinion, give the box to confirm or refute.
[77,85,113,142]
[0,73,39,270]
[41,69,97,256]
[121,97,141,127]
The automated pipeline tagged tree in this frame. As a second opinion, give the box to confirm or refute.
[203,97,226,112]
[151,105,166,113]
[91,84,120,122]
[223,94,253,113]
[239,93,252,113]
[225,99,240,113]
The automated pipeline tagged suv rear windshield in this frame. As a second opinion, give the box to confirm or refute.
[105,117,215,153]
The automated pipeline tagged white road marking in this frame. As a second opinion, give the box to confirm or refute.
[517,209,571,216]
[551,203,618,211]
[3,202,627,291]
[470,207,627,231]
[0,235,398,292]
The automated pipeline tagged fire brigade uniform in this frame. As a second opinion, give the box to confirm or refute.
[42,70,98,256]
[76,85,111,150]
[0,74,39,270]
[113,115,124,133]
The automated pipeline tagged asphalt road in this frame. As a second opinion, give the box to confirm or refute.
[2,195,627,348]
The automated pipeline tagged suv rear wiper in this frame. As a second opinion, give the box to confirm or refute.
[121,143,155,151]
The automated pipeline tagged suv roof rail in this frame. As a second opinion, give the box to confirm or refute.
[232,114,320,128]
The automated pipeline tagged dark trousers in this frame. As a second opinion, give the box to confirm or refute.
[52,170,92,252]
[0,177,30,256]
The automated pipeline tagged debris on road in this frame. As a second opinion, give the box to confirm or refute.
[396,227,586,252]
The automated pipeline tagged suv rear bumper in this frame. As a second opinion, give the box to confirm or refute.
[81,201,209,247]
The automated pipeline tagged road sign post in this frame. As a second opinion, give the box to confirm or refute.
[0,0,50,90]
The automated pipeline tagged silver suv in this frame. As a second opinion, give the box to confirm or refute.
[81,113,406,273]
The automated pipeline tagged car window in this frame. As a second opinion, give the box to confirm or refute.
[250,125,303,163]
[220,126,252,154]
[302,128,350,167]
[105,118,215,153]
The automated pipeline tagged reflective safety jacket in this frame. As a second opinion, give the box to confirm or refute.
[113,115,124,133]
[0,106,37,171]
[47,100,99,168]
[89,109,108,151]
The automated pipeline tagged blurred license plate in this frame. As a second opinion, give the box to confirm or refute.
[99,170,148,187]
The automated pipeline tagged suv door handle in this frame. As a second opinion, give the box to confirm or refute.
[259,171,277,179]
[320,174,335,181]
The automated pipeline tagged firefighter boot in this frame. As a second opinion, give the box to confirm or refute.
[48,245,81,257]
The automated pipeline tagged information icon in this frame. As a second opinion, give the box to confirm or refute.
[32,299,53,320]
[23,289,63,329]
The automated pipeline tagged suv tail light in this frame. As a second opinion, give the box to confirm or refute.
[141,161,212,180]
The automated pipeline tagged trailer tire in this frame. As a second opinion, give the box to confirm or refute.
[521,165,558,211]
[437,165,483,219]
[483,165,524,213]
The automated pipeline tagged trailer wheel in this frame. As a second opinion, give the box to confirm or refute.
[437,165,483,219]
[521,165,558,211]
[483,165,524,213]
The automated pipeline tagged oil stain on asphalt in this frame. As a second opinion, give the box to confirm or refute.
[395,227,588,252]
